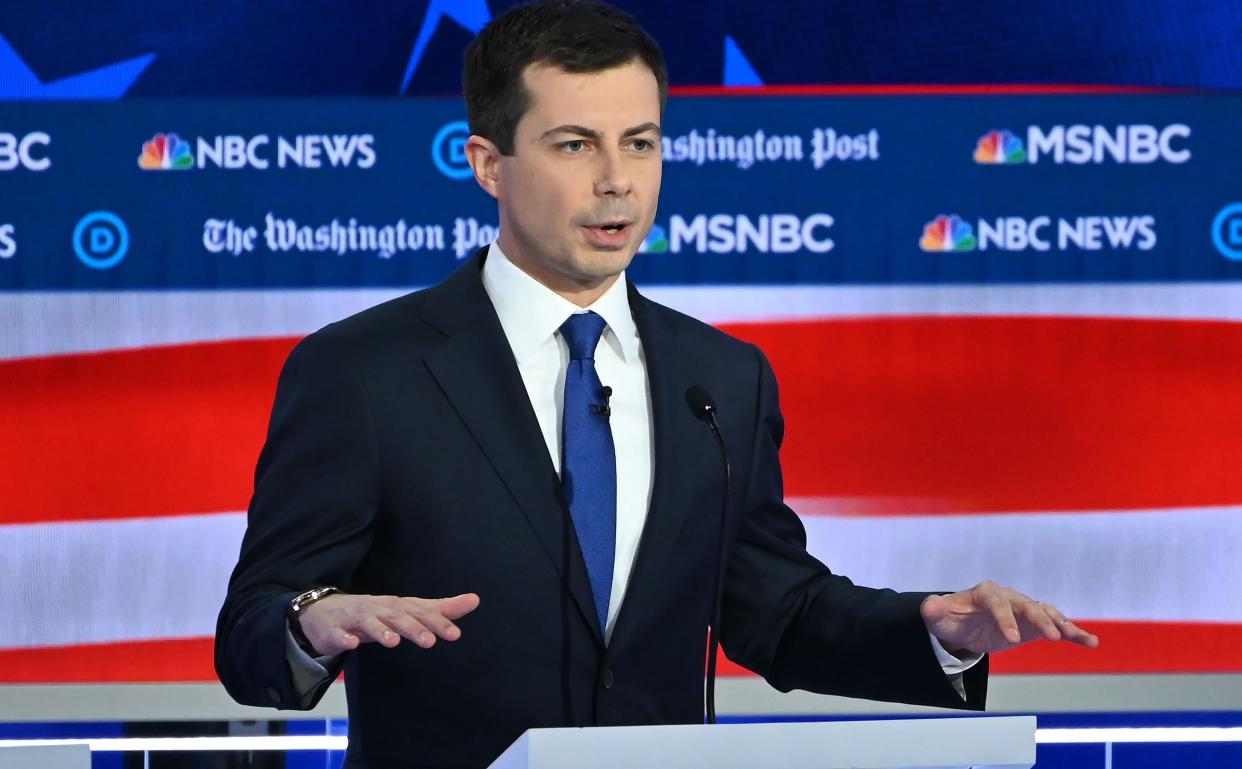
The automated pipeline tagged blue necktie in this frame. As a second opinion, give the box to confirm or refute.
[559,311,617,636]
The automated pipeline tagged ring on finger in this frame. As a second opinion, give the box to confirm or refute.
[1036,601,1064,624]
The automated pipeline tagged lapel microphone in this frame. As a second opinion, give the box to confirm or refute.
[590,386,612,419]
[685,385,730,726]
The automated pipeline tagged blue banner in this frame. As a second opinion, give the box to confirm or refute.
[1,95,1240,290]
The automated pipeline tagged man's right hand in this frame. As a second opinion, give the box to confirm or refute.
[297,593,481,657]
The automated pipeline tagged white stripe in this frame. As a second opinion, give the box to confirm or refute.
[3,282,1241,360]
[3,506,1239,648]
[0,737,347,752]
[0,289,409,361]
[717,674,1242,716]
[654,282,1242,325]
[0,513,246,649]
[795,503,1242,622]
[3,727,1241,752]
[0,682,349,721]
[4,675,1241,721]
[1036,728,1242,744]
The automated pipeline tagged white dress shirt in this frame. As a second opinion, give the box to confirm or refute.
[481,241,653,643]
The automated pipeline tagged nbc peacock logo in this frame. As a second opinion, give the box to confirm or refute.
[973,130,1026,164]
[640,224,668,253]
[919,214,977,252]
[138,132,194,170]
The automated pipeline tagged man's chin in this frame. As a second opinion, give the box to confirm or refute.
[569,251,636,282]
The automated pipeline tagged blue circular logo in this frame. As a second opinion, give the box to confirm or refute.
[73,211,129,270]
[1212,202,1242,261]
[431,121,473,180]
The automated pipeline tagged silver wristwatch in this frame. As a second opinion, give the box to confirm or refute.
[287,586,340,655]
[288,585,340,618]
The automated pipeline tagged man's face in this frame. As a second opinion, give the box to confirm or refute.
[479,60,662,295]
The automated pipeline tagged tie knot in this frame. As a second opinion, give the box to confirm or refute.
[560,311,607,361]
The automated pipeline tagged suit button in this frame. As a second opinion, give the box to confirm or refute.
[600,669,614,689]
[265,687,281,705]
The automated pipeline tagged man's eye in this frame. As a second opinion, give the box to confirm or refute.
[562,140,586,153]
[632,139,652,151]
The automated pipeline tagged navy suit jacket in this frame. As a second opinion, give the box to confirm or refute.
[215,248,986,769]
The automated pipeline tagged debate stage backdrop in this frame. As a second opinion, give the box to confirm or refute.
[2,0,1242,721]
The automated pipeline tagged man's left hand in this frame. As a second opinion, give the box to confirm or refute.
[921,580,1100,656]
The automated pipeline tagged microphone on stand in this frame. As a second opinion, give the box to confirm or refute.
[685,385,730,725]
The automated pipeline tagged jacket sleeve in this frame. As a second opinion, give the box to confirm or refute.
[718,345,987,710]
[214,328,379,710]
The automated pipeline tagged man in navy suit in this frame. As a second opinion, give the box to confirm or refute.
[215,2,1097,767]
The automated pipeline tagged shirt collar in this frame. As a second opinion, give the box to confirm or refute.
[481,240,639,365]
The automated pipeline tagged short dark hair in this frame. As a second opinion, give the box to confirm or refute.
[464,0,668,155]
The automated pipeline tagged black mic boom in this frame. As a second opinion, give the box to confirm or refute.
[685,385,730,725]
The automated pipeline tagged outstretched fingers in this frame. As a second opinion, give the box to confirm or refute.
[1038,602,1100,648]
[298,593,481,655]
[354,616,402,648]
[383,611,438,648]
[439,593,482,620]
[980,587,1022,645]
[1017,600,1062,642]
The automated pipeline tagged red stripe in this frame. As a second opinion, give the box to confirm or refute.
[669,84,1183,97]
[0,338,297,524]
[5,317,1242,523]
[3,621,1235,683]
[0,637,218,683]
[720,317,1242,514]
[987,621,1242,674]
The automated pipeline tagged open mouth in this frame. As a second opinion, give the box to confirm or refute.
[584,221,633,246]
[590,221,631,234]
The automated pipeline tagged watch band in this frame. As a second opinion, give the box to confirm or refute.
[287,586,340,656]
[288,585,340,617]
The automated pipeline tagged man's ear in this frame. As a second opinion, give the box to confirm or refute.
[465,135,503,200]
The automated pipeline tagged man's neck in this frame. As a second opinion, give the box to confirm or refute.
[496,234,621,309]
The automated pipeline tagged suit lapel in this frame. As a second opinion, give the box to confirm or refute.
[607,283,703,649]
[421,251,604,646]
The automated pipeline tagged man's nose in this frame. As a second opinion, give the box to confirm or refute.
[593,148,633,197]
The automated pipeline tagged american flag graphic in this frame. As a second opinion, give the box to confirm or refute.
[3,280,1242,687]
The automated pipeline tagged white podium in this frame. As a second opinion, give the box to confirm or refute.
[0,745,90,769]
[488,716,1035,769]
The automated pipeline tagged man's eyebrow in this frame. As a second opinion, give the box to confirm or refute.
[540,125,601,141]
[540,122,663,141]
[622,122,662,138]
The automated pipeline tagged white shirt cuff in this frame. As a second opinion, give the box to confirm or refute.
[929,632,983,699]
[284,622,341,704]
[929,632,983,674]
